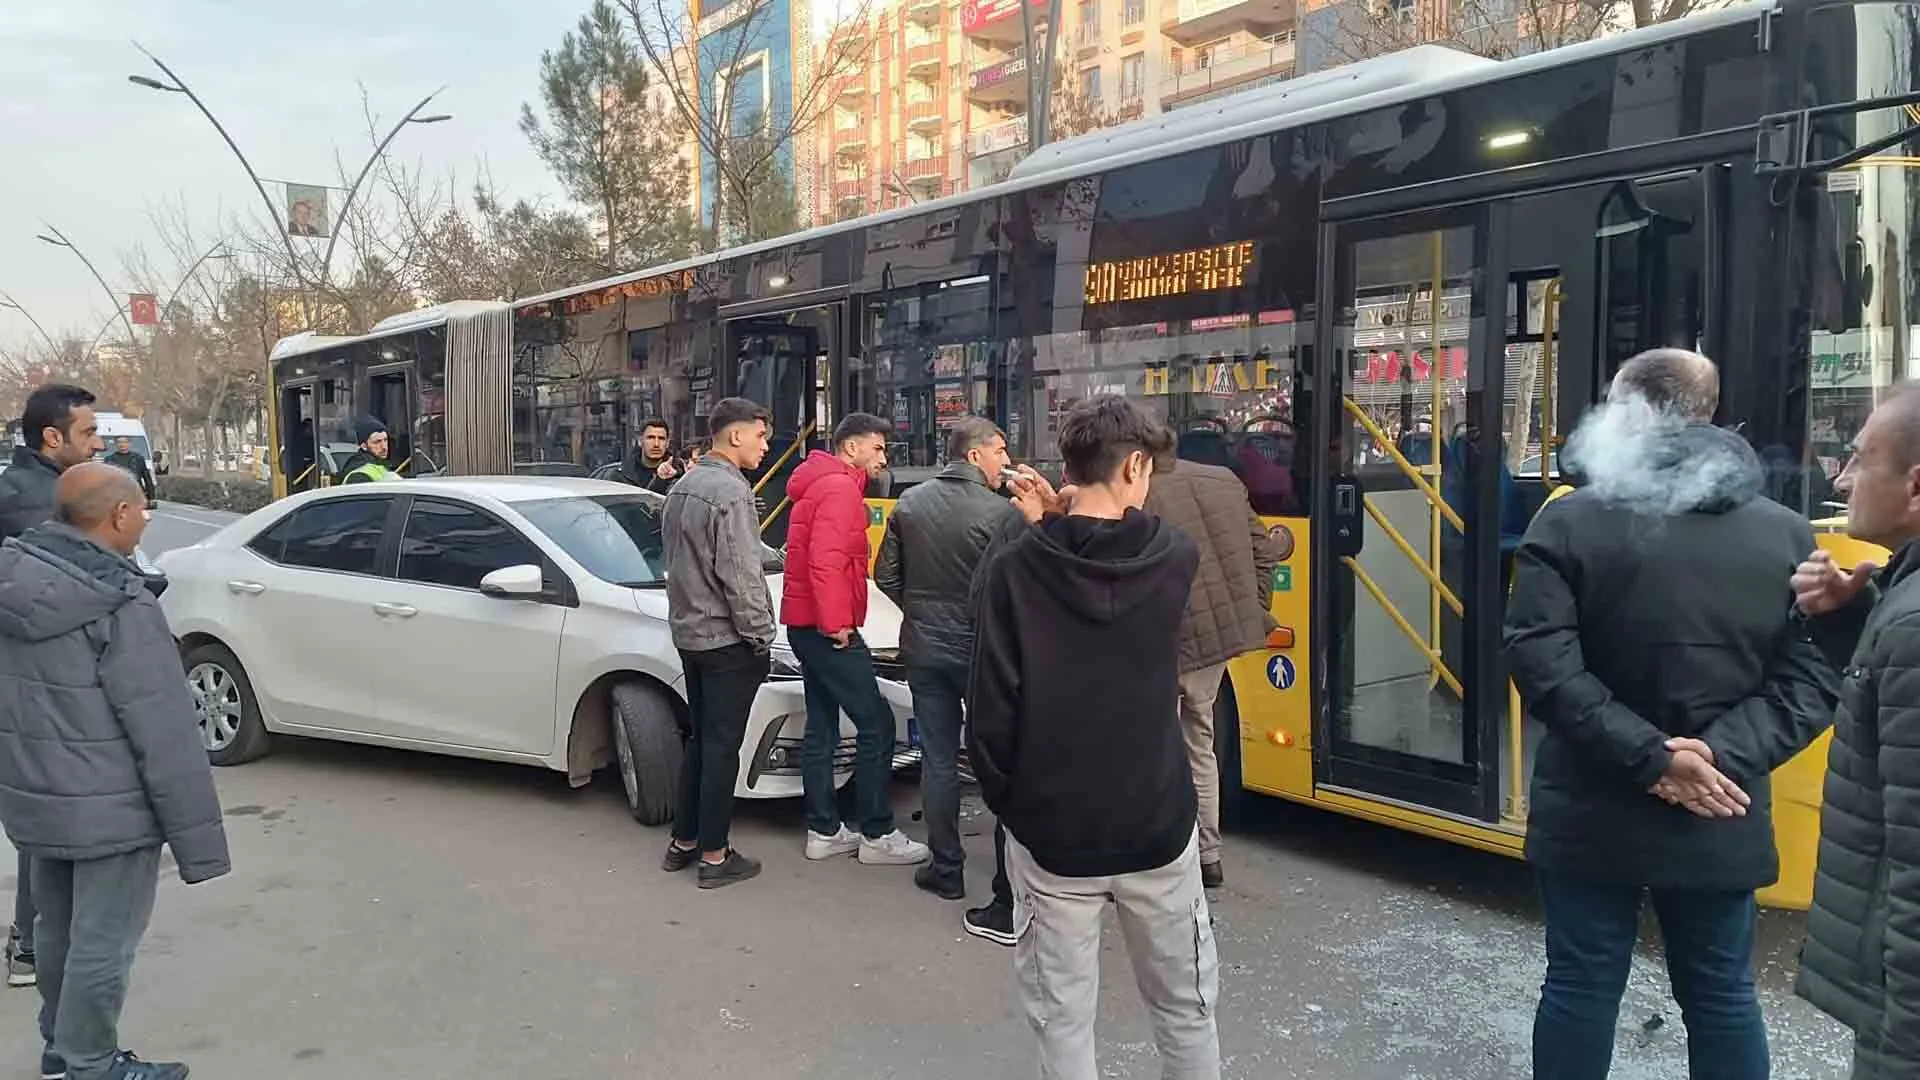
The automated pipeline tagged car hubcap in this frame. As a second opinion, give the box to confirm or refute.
[187,662,242,752]
[613,716,639,807]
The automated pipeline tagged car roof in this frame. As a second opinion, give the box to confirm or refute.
[397,475,658,505]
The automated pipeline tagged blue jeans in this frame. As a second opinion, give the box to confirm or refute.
[1534,873,1769,1080]
[906,663,967,871]
[789,627,896,839]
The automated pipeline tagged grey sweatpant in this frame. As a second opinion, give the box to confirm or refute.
[13,852,35,955]
[1005,829,1221,1080]
[33,846,161,1080]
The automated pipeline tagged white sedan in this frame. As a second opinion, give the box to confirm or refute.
[155,476,917,824]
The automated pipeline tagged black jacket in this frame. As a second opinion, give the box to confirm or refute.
[967,509,1200,878]
[104,451,156,502]
[0,446,62,543]
[616,452,682,495]
[872,462,1018,667]
[1503,425,1837,891]
[1796,541,1920,1071]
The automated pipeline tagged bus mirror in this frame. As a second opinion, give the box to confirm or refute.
[1329,480,1363,559]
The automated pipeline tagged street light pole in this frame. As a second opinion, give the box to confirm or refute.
[318,89,451,288]
[0,291,61,361]
[85,242,233,360]
[36,224,137,348]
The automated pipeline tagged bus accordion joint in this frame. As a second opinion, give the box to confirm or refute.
[1265,626,1295,650]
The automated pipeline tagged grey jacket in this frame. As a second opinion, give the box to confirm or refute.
[0,524,230,882]
[873,462,1019,667]
[1797,539,1920,1072]
[662,455,776,652]
[0,445,62,542]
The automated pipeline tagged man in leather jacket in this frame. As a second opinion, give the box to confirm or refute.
[873,417,1018,905]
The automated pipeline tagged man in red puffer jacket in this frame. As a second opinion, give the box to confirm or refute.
[784,413,932,868]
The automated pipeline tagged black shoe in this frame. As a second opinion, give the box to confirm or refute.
[963,899,1016,946]
[662,841,699,873]
[40,1046,66,1080]
[1201,860,1224,889]
[106,1050,188,1079]
[697,850,762,890]
[915,863,965,901]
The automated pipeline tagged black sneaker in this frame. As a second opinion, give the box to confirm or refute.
[40,1046,66,1080]
[697,850,762,890]
[914,863,965,901]
[963,900,1016,946]
[106,1050,188,1079]
[1201,860,1224,889]
[662,841,699,873]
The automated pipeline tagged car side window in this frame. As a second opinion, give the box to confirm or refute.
[258,498,392,575]
[397,499,543,590]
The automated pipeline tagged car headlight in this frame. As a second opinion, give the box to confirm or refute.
[767,644,803,680]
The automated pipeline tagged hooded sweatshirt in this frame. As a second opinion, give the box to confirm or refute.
[781,450,872,635]
[1503,422,1837,891]
[0,524,230,882]
[967,508,1201,878]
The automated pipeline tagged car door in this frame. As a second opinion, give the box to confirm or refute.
[362,495,567,756]
[231,495,400,733]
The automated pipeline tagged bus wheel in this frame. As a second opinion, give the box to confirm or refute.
[610,682,682,827]
[1212,675,1246,827]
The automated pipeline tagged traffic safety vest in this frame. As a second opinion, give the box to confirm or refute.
[343,462,398,484]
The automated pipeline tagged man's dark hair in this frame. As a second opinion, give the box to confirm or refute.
[945,416,1006,462]
[22,384,96,451]
[1611,348,1719,422]
[709,397,771,435]
[1058,395,1174,485]
[832,412,891,448]
[641,419,671,437]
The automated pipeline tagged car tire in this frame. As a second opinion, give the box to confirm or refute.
[610,682,683,827]
[183,642,271,766]
[1213,673,1246,827]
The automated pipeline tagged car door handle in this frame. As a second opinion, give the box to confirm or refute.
[226,580,265,595]
[372,602,418,618]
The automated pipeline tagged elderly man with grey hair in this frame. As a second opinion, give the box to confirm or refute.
[1503,347,1836,1078]
[874,416,1020,906]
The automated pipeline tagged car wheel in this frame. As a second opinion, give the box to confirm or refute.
[1213,674,1246,827]
[183,642,271,766]
[610,682,683,827]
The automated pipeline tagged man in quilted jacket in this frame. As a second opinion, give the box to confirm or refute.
[1791,383,1920,1078]
[783,413,931,868]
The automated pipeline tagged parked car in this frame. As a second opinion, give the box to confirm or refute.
[155,476,915,824]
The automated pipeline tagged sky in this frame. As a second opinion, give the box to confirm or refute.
[0,0,585,355]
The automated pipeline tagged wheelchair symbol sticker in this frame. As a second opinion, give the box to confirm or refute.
[1266,654,1296,691]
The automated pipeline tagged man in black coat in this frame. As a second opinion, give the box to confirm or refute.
[872,416,1017,904]
[1504,349,1836,1080]
[1790,384,1920,1078]
[0,383,102,995]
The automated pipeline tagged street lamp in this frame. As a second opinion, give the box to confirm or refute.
[36,225,137,348]
[0,291,60,360]
[84,243,235,359]
[317,96,451,289]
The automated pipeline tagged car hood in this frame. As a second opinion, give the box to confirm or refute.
[627,573,903,652]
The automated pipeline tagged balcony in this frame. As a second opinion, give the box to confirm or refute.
[968,47,1029,104]
[966,115,1029,158]
[962,0,1045,43]
[1160,30,1297,104]
[906,99,945,132]
[832,125,869,158]
[900,155,948,192]
[1161,0,1295,45]
[833,179,868,204]
[906,42,945,78]
[906,0,944,25]
[835,70,868,103]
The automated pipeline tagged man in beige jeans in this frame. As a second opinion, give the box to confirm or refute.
[1146,458,1283,888]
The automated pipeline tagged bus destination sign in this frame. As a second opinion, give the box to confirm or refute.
[1083,240,1254,306]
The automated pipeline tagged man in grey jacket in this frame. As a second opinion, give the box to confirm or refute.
[660,397,777,890]
[0,463,229,1080]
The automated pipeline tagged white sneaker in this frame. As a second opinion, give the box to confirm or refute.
[858,829,932,866]
[805,825,861,861]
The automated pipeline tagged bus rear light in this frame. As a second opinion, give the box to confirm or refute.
[1266,626,1295,649]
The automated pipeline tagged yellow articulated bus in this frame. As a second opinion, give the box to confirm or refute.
[264,0,1919,908]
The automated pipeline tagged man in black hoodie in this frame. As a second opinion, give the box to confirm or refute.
[1504,349,1837,1079]
[968,395,1216,1079]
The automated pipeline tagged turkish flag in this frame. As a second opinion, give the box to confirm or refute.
[129,293,158,326]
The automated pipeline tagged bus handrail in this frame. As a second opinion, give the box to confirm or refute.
[1342,398,1465,533]
[1541,278,1562,457]
[759,494,792,534]
[753,422,816,496]
[1342,555,1463,697]
[1506,679,1529,824]
[292,463,316,489]
[1363,497,1463,617]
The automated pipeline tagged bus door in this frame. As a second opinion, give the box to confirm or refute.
[723,299,847,544]
[279,380,320,494]
[368,364,416,477]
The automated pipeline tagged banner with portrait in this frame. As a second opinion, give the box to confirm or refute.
[284,183,332,238]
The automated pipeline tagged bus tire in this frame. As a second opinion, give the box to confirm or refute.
[1213,674,1246,828]
[611,681,682,827]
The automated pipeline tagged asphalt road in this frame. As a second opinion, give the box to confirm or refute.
[0,506,1856,1078]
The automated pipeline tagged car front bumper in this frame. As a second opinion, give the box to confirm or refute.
[734,675,920,799]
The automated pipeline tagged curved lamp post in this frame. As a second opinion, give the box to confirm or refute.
[36,225,137,348]
[84,242,235,360]
[0,291,61,360]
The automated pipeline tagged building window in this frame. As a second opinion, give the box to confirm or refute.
[1079,65,1102,101]
[1123,0,1144,26]
[1077,0,1100,44]
[1120,53,1144,98]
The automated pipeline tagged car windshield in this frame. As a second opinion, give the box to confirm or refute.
[516,492,784,586]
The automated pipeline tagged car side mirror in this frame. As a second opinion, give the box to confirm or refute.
[479,564,545,598]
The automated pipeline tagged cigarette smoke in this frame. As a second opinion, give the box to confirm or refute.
[1560,392,1762,519]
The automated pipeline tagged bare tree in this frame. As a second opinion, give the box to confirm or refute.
[621,0,875,245]
[1314,0,1726,65]
[416,180,607,303]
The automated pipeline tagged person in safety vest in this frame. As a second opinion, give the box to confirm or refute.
[336,418,398,485]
